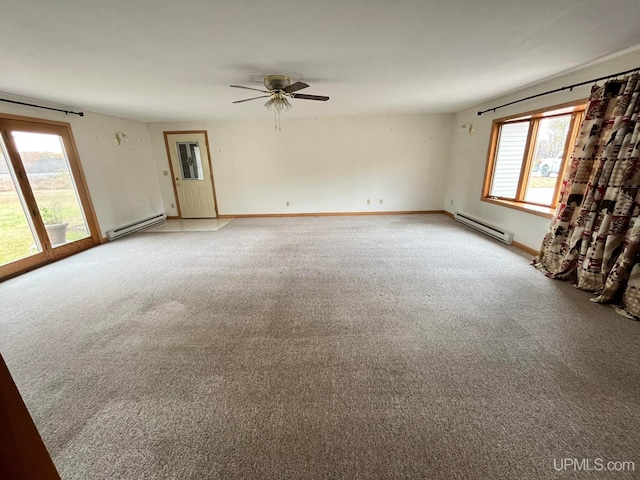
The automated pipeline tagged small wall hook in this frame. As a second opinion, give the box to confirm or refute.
[115,131,129,145]
[460,123,474,135]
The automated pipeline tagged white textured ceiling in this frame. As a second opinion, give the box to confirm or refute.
[2,0,640,122]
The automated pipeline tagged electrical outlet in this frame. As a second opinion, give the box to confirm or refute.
[379,199,383,204]
[171,203,175,209]
[367,199,371,204]
[450,200,454,205]
[286,201,290,206]
[163,170,168,176]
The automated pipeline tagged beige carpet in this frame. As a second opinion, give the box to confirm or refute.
[0,214,638,479]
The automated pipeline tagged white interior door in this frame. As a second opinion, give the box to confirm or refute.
[165,132,217,218]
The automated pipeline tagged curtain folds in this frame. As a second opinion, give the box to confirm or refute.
[533,73,640,319]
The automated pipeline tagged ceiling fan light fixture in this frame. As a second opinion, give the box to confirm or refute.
[232,75,329,131]
[264,95,292,112]
[264,98,275,111]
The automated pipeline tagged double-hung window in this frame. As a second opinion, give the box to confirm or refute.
[482,101,585,216]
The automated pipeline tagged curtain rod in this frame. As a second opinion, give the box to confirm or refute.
[0,97,84,116]
[477,65,640,116]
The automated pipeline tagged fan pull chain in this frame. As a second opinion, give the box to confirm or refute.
[274,108,282,132]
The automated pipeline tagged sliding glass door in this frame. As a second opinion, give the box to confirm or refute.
[0,135,44,265]
[0,116,100,279]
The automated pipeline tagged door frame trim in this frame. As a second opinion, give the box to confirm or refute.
[163,130,219,218]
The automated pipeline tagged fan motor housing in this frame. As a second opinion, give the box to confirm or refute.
[264,75,290,91]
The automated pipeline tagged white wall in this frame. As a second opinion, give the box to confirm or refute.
[445,48,640,250]
[148,114,453,216]
[8,48,637,245]
[0,97,163,235]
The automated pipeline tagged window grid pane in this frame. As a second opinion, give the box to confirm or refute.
[489,122,530,199]
[523,115,571,206]
[177,142,204,180]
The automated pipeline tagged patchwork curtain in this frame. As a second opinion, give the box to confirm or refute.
[533,73,640,319]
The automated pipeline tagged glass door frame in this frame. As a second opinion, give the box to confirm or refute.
[0,114,102,280]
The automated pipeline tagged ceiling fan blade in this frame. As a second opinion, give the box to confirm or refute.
[232,95,271,104]
[230,85,270,93]
[282,82,309,93]
[292,93,330,101]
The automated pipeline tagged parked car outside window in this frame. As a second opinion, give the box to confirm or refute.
[532,155,562,177]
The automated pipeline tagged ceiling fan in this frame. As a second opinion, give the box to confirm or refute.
[230,75,329,130]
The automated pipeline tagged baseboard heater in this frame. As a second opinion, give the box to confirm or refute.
[106,213,166,240]
[453,212,514,244]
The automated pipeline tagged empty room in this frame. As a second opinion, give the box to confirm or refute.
[1,1,639,479]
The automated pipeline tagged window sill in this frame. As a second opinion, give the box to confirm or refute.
[482,197,554,219]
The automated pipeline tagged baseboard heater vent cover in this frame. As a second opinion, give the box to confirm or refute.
[106,213,166,240]
[453,212,514,244]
